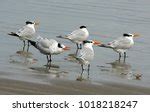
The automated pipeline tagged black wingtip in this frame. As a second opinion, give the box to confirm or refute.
[98,44,113,49]
[8,32,19,37]
[28,40,37,48]
[56,35,63,38]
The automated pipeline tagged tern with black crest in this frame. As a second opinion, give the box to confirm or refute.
[57,26,89,54]
[76,40,101,77]
[28,36,70,69]
[98,33,140,61]
[8,21,39,51]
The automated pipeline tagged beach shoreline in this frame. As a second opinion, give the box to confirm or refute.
[0,77,150,95]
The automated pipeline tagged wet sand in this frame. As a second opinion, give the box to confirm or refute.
[0,78,150,95]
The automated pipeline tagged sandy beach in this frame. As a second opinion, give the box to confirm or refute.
[0,77,150,95]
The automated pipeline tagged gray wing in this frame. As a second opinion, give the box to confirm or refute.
[38,38,57,49]
[16,25,35,37]
[108,37,132,49]
[67,29,86,40]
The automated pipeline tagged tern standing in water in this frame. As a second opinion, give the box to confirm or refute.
[76,40,101,77]
[8,21,39,51]
[98,33,140,61]
[57,26,89,55]
[28,36,70,69]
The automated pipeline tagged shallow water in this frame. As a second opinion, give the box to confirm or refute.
[0,0,150,89]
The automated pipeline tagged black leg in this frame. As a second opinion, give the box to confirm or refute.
[119,53,121,61]
[123,52,126,62]
[23,40,25,51]
[46,55,49,69]
[81,64,84,76]
[27,40,30,52]
[87,64,90,78]
[124,52,126,58]
[48,54,52,69]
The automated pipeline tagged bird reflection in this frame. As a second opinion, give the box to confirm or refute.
[16,50,33,57]
[107,60,131,75]
[9,50,37,66]
[30,66,62,74]
[76,74,89,81]
[99,60,142,80]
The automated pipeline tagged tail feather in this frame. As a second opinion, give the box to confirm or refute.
[98,44,113,49]
[8,32,19,37]
[56,35,70,40]
[28,40,37,48]
[56,35,64,38]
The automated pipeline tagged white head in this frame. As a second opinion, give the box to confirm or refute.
[83,40,101,46]
[57,43,70,53]
[82,40,101,50]
[25,20,39,26]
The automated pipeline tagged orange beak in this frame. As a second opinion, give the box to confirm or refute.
[93,40,101,45]
[63,46,70,50]
[133,33,140,38]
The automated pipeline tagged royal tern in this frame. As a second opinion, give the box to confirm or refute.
[28,37,70,69]
[99,33,140,61]
[76,40,101,76]
[57,26,89,54]
[8,21,39,51]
